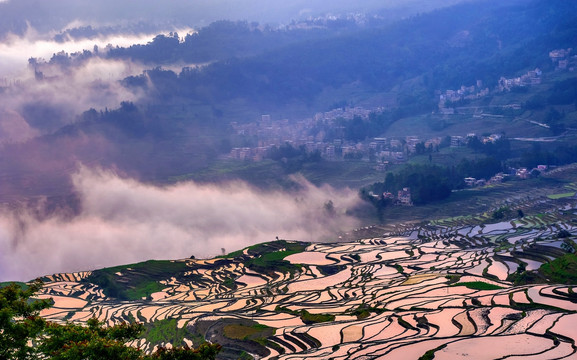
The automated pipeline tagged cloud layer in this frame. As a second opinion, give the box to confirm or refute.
[0,55,147,142]
[0,27,199,142]
[0,167,361,282]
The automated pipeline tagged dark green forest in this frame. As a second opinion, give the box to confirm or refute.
[110,0,577,111]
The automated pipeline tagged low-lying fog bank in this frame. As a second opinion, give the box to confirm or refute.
[0,166,361,282]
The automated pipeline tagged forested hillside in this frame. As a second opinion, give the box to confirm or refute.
[3,0,577,206]
[111,0,577,113]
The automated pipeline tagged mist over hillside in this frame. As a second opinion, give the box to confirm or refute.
[0,0,576,280]
[0,167,361,282]
[0,0,466,79]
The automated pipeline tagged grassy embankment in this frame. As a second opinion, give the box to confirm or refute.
[81,260,189,301]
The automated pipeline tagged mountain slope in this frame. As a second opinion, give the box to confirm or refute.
[123,0,577,111]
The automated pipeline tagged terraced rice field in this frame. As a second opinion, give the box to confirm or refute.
[36,200,577,359]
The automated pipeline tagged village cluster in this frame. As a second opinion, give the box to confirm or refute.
[229,113,504,168]
[228,48,574,169]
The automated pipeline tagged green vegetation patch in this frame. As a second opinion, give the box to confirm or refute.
[223,324,275,341]
[222,277,238,290]
[419,344,448,360]
[245,240,309,275]
[141,318,194,347]
[445,275,461,284]
[254,250,300,263]
[82,260,189,300]
[317,264,347,276]
[245,240,308,257]
[507,268,546,286]
[492,206,512,220]
[539,253,577,284]
[349,303,385,320]
[190,318,278,359]
[275,306,335,324]
[0,282,28,290]
[397,317,416,330]
[300,310,335,324]
[547,192,576,200]
[124,282,165,301]
[454,281,504,290]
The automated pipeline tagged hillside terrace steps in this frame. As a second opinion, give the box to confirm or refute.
[33,204,577,358]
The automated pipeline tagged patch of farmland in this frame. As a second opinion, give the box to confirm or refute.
[30,206,577,358]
